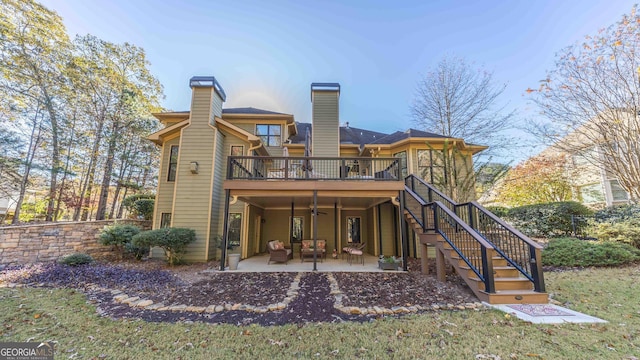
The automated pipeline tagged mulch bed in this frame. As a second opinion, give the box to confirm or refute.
[334,272,476,308]
[1,259,480,326]
[146,272,298,307]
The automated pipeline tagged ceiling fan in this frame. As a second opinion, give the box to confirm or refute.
[310,209,327,215]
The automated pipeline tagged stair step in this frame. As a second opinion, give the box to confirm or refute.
[484,290,549,304]
[461,265,520,278]
[453,256,508,267]
[470,277,533,291]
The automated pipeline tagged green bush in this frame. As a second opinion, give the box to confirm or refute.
[58,253,94,266]
[542,238,640,267]
[132,199,154,220]
[506,201,593,238]
[122,193,155,209]
[594,204,640,223]
[132,227,196,265]
[594,219,640,249]
[124,242,149,260]
[485,206,509,218]
[123,194,155,219]
[99,224,141,258]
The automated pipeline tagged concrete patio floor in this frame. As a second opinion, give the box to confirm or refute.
[219,253,403,272]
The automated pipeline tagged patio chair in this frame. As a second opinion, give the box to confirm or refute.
[267,240,293,264]
[344,243,365,265]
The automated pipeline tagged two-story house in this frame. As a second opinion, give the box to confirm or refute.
[148,77,483,263]
[146,76,548,304]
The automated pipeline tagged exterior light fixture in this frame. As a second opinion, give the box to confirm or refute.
[190,161,199,174]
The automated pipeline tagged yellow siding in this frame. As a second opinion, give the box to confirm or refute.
[208,129,225,260]
[312,91,339,157]
[153,137,179,229]
[171,87,222,262]
[379,203,397,256]
[366,207,376,256]
[234,123,254,134]
[261,210,311,248]
[210,132,251,259]
[246,205,264,256]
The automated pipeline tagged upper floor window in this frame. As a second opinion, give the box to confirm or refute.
[256,124,281,147]
[230,145,244,156]
[167,145,179,181]
[418,149,447,185]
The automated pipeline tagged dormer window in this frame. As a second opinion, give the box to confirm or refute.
[256,124,281,146]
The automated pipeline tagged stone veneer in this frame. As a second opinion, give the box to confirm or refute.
[0,220,150,265]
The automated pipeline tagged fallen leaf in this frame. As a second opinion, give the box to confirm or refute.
[268,339,285,346]
[33,314,41,319]
[476,353,502,359]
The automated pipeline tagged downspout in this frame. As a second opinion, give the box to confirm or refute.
[248,142,261,155]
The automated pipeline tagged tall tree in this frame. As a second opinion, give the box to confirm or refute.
[411,55,513,152]
[529,5,640,203]
[496,153,574,207]
[411,55,513,199]
[0,0,73,221]
[92,41,162,220]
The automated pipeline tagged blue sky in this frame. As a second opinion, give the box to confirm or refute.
[40,0,637,163]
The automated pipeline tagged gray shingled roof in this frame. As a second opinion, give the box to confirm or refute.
[288,123,389,145]
[288,123,445,146]
[222,107,290,115]
[369,128,447,144]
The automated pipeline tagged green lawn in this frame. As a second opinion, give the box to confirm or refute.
[1,266,639,359]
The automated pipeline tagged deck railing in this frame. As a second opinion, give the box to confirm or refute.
[227,156,401,181]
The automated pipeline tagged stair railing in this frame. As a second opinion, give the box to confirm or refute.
[456,202,545,292]
[405,174,545,293]
[404,188,496,293]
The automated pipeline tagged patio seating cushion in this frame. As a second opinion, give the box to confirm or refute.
[267,240,293,264]
[300,240,327,259]
[350,249,363,256]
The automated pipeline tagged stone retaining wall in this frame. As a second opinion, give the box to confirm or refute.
[0,220,151,265]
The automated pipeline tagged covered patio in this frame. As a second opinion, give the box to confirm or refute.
[220,253,399,272]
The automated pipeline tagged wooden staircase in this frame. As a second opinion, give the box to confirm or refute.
[408,213,549,304]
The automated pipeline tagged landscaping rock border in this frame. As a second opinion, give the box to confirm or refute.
[110,272,304,314]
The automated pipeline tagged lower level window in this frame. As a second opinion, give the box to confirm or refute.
[347,216,361,243]
[290,216,303,242]
[160,213,171,228]
[228,213,242,247]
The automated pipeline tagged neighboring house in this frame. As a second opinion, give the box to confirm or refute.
[539,127,632,208]
[147,77,485,263]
